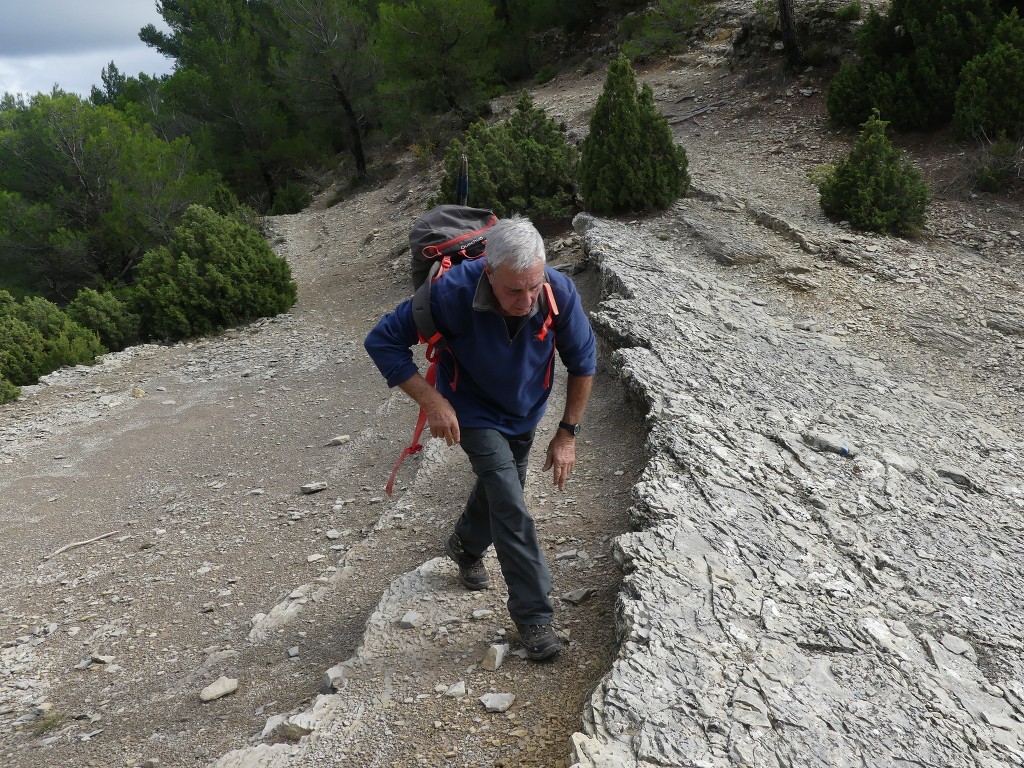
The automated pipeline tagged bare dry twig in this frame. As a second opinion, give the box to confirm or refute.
[669,101,728,124]
[44,530,121,560]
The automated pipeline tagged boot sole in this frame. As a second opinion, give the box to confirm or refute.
[524,642,561,661]
[459,575,491,591]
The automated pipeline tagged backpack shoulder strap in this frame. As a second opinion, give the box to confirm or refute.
[411,260,447,351]
[535,276,559,341]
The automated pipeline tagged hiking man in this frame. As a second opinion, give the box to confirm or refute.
[364,214,596,660]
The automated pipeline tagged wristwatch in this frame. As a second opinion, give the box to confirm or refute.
[558,420,581,437]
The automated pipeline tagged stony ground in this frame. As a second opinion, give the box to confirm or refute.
[1,3,1023,768]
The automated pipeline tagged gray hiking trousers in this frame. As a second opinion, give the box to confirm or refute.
[454,427,554,625]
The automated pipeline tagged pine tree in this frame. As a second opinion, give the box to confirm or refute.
[579,54,689,214]
[816,110,930,235]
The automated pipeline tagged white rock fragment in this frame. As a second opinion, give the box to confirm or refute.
[445,681,467,698]
[479,693,515,713]
[200,676,238,702]
[301,481,328,494]
[262,715,313,741]
[481,643,510,671]
[328,435,351,446]
[941,633,977,662]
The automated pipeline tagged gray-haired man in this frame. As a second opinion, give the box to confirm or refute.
[365,215,596,659]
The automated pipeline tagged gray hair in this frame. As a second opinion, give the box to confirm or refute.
[485,215,546,272]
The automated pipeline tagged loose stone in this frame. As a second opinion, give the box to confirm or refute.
[200,676,238,702]
[479,693,515,713]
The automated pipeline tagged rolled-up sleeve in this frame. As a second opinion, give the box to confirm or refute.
[364,299,420,388]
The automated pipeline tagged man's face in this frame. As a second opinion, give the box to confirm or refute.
[486,261,545,317]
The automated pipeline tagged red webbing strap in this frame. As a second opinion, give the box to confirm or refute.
[536,283,559,388]
[385,361,438,497]
[387,260,456,497]
[535,283,559,341]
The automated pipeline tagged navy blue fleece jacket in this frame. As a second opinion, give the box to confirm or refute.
[364,258,597,435]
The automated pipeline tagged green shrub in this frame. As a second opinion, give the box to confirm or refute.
[816,110,930,235]
[0,313,47,385]
[133,205,297,341]
[534,65,559,86]
[826,60,874,128]
[66,288,141,352]
[954,10,1024,140]
[620,0,710,61]
[434,93,577,222]
[209,183,244,217]
[579,54,689,215]
[835,2,862,22]
[14,296,105,376]
[805,42,831,67]
[268,181,312,216]
[974,134,1023,192]
[0,376,18,404]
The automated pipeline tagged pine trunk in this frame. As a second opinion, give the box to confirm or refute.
[778,0,805,67]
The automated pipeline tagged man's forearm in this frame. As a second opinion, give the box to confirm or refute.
[398,373,443,410]
[562,374,594,424]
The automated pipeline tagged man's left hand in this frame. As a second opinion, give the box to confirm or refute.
[543,431,576,491]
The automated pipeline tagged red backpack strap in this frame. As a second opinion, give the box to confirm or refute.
[535,282,559,341]
[387,265,452,497]
[385,361,438,497]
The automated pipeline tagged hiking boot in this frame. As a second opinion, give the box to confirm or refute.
[445,534,491,591]
[515,622,562,661]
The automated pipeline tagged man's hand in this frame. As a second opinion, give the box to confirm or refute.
[543,431,576,490]
[425,395,460,446]
[398,374,460,446]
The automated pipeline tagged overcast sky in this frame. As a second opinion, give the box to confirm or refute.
[0,1,174,99]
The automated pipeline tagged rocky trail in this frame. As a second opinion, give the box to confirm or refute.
[2,10,1024,768]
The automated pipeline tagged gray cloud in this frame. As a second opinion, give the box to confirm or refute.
[0,2,172,97]
[0,1,163,57]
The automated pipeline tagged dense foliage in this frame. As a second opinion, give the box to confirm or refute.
[0,94,218,299]
[0,290,104,395]
[619,0,711,61]
[826,0,1022,133]
[815,111,930,235]
[132,205,297,341]
[375,0,498,122]
[66,288,141,352]
[434,93,577,220]
[954,9,1024,140]
[974,135,1023,192]
[579,54,689,214]
[0,376,18,404]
